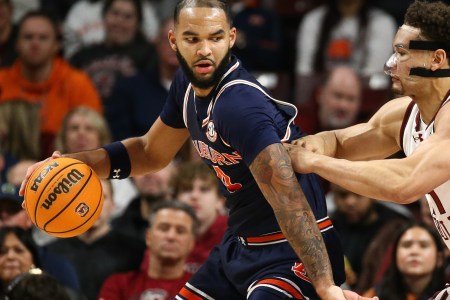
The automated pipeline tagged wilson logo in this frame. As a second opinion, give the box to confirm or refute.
[31,161,59,192]
[41,169,85,210]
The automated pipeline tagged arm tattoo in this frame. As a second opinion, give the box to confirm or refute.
[250,143,334,286]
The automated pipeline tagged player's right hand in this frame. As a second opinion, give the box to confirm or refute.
[290,135,326,154]
[19,151,63,199]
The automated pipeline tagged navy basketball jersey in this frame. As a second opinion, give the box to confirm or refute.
[160,57,328,236]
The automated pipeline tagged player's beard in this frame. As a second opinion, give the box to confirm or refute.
[176,48,231,89]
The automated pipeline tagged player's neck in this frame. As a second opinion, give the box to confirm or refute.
[193,86,215,98]
[414,79,450,123]
[147,257,185,279]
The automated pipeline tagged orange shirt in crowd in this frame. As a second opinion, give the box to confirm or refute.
[0,57,102,156]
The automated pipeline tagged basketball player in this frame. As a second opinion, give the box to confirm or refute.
[20,1,376,299]
[285,1,450,298]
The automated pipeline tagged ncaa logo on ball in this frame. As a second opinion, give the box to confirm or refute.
[206,121,217,142]
[31,161,59,192]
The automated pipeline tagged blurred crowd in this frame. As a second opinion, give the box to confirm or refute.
[0,0,449,299]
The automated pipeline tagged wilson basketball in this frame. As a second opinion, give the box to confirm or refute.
[24,157,104,238]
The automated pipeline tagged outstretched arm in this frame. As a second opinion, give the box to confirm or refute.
[250,143,377,300]
[20,118,189,195]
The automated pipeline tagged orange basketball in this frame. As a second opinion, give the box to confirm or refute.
[24,157,104,238]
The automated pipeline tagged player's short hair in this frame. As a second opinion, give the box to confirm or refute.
[170,161,220,198]
[174,0,232,26]
[17,10,60,41]
[148,200,199,235]
[404,0,450,52]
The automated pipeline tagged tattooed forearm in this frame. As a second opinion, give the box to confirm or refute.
[250,143,334,288]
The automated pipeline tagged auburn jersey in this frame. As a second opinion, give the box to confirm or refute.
[160,56,328,236]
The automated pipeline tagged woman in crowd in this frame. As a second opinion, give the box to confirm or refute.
[363,222,446,299]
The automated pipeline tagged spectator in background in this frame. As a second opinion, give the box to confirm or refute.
[0,183,80,291]
[0,101,41,162]
[55,106,138,218]
[47,179,146,300]
[112,161,177,241]
[98,200,196,300]
[295,65,362,135]
[232,0,282,73]
[363,222,447,299]
[4,271,71,300]
[295,0,396,104]
[106,17,178,141]
[170,161,227,273]
[0,11,102,159]
[0,227,84,300]
[63,0,159,59]
[69,0,157,106]
[0,0,17,67]
[330,183,410,288]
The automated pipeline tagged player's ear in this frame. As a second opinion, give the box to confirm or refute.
[229,27,236,49]
[168,30,177,52]
[431,49,447,70]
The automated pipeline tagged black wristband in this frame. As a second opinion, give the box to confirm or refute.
[102,141,131,179]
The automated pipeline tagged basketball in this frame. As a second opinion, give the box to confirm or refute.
[24,157,104,238]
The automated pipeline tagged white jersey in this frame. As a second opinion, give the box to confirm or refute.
[401,95,450,250]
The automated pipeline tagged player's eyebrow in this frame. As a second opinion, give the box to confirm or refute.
[182,29,225,36]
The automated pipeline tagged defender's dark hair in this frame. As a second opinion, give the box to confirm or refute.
[404,0,450,51]
[174,0,232,26]
[148,200,199,236]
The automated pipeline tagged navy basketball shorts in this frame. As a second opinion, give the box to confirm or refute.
[176,218,345,300]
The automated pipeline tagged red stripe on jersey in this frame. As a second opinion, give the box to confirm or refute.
[318,218,333,230]
[179,287,203,300]
[255,278,303,299]
[246,233,285,243]
[430,191,446,214]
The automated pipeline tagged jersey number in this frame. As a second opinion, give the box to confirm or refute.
[213,166,242,193]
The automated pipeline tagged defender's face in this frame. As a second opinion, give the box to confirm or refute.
[386,25,431,96]
[169,7,236,89]
[16,17,59,68]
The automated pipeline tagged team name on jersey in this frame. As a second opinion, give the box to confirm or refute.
[192,140,242,165]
